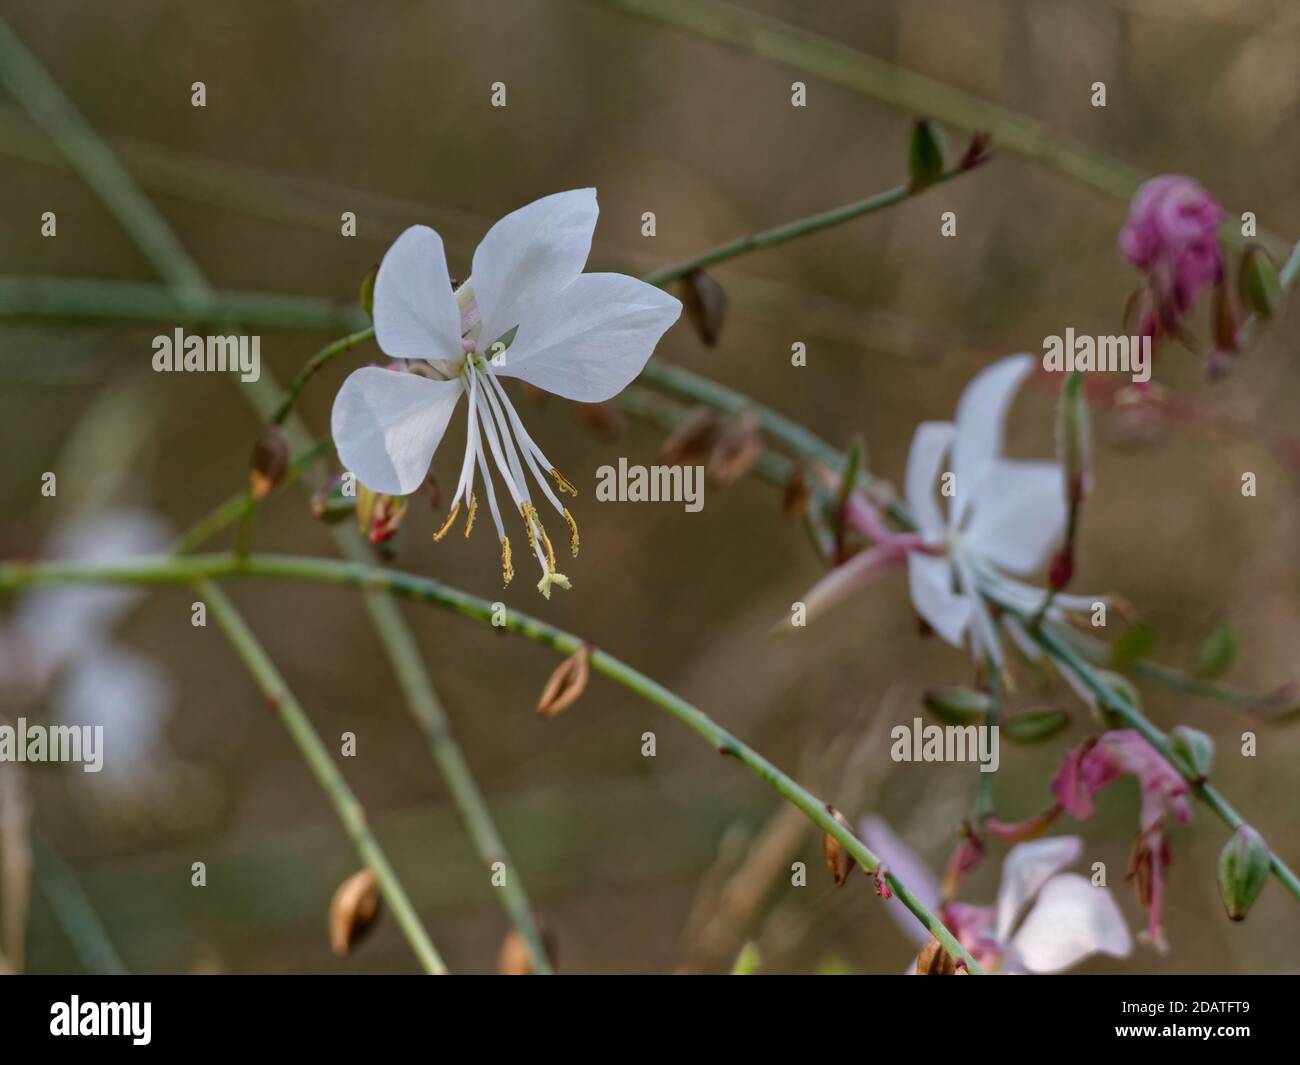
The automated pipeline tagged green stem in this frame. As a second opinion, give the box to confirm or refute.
[194,578,448,974]
[596,0,1288,256]
[1011,606,1300,903]
[33,835,128,975]
[642,163,976,286]
[0,552,986,974]
[272,328,374,425]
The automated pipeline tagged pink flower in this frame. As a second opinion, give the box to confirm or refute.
[1051,730,1191,951]
[1119,175,1225,344]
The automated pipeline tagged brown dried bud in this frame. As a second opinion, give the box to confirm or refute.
[661,407,722,464]
[497,924,558,975]
[782,466,809,519]
[329,868,381,957]
[709,413,762,485]
[916,937,959,976]
[681,269,727,347]
[822,804,857,887]
[537,643,591,718]
[249,424,290,502]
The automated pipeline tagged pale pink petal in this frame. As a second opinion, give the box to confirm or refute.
[994,835,1082,942]
[1009,873,1132,973]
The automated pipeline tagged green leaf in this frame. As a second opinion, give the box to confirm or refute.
[1195,622,1239,680]
[908,119,947,190]
[1110,622,1157,671]
[1002,708,1071,743]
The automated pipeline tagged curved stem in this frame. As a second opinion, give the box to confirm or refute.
[0,552,987,974]
[195,578,447,974]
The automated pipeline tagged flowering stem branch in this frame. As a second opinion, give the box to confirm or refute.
[0,553,986,974]
[194,578,447,974]
[0,17,552,974]
[1013,605,1300,903]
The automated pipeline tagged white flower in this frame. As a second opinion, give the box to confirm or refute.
[331,189,682,597]
[861,817,1132,974]
[903,354,1101,662]
[3,511,175,797]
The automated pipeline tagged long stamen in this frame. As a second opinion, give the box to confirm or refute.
[464,492,477,537]
[562,507,580,557]
[473,386,546,571]
[501,535,513,584]
[433,501,461,542]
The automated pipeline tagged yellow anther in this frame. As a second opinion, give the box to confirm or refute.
[501,536,513,585]
[549,468,578,497]
[464,492,478,538]
[433,501,461,542]
[562,507,580,557]
[520,502,539,556]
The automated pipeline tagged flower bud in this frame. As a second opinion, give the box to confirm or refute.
[822,804,857,887]
[681,269,726,347]
[248,424,290,502]
[708,413,762,486]
[497,924,557,975]
[1169,725,1214,783]
[329,868,381,956]
[1239,244,1282,319]
[1210,276,1240,359]
[1195,621,1238,680]
[355,484,409,545]
[922,686,991,725]
[959,129,992,171]
[1055,372,1090,505]
[1217,826,1270,921]
[908,119,947,190]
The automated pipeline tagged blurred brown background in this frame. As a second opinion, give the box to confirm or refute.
[1,0,1298,973]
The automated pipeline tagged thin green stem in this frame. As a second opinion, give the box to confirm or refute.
[0,553,986,974]
[194,577,447,974]
[33,836,128,975]
[1011,606,1300,903]
[272,328,374,425]
[596,0,1288,257]
[642,163,976,286]
[0,19,209,300]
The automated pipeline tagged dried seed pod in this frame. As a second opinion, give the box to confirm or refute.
[497,924,558,975]
[661,407,722,464]
[822,804,856,887]
[329,868,381,957]
[709,413,762,485]
[781,465,809,519]
[537,643,591,718]
[916,937,958,976]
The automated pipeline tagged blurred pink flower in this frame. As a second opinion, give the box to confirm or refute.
[1119,175,1225,344]
[1051,730,1191,951]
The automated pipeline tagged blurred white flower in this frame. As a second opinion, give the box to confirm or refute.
[2,511,174,800]
[332,189,682,596]
[862,817,1132,974]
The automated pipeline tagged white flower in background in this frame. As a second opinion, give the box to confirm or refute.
[798,354,1104,661]
[862,817,1132,974]
[2,511,174,797]
[331,189,682,597]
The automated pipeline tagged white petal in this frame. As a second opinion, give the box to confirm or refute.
[859,816,940,947]
[1009,873,1132,973]
[372,225,464,360]
[907,553,970,647]
[952,354,1035,526]
[905,422,955,540]
[495,273,681,402]
[55,647,171,782]
[471,188,598,345]
[964,459,1066,575]
[994,835,1082,941]
[331,366,464,495]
